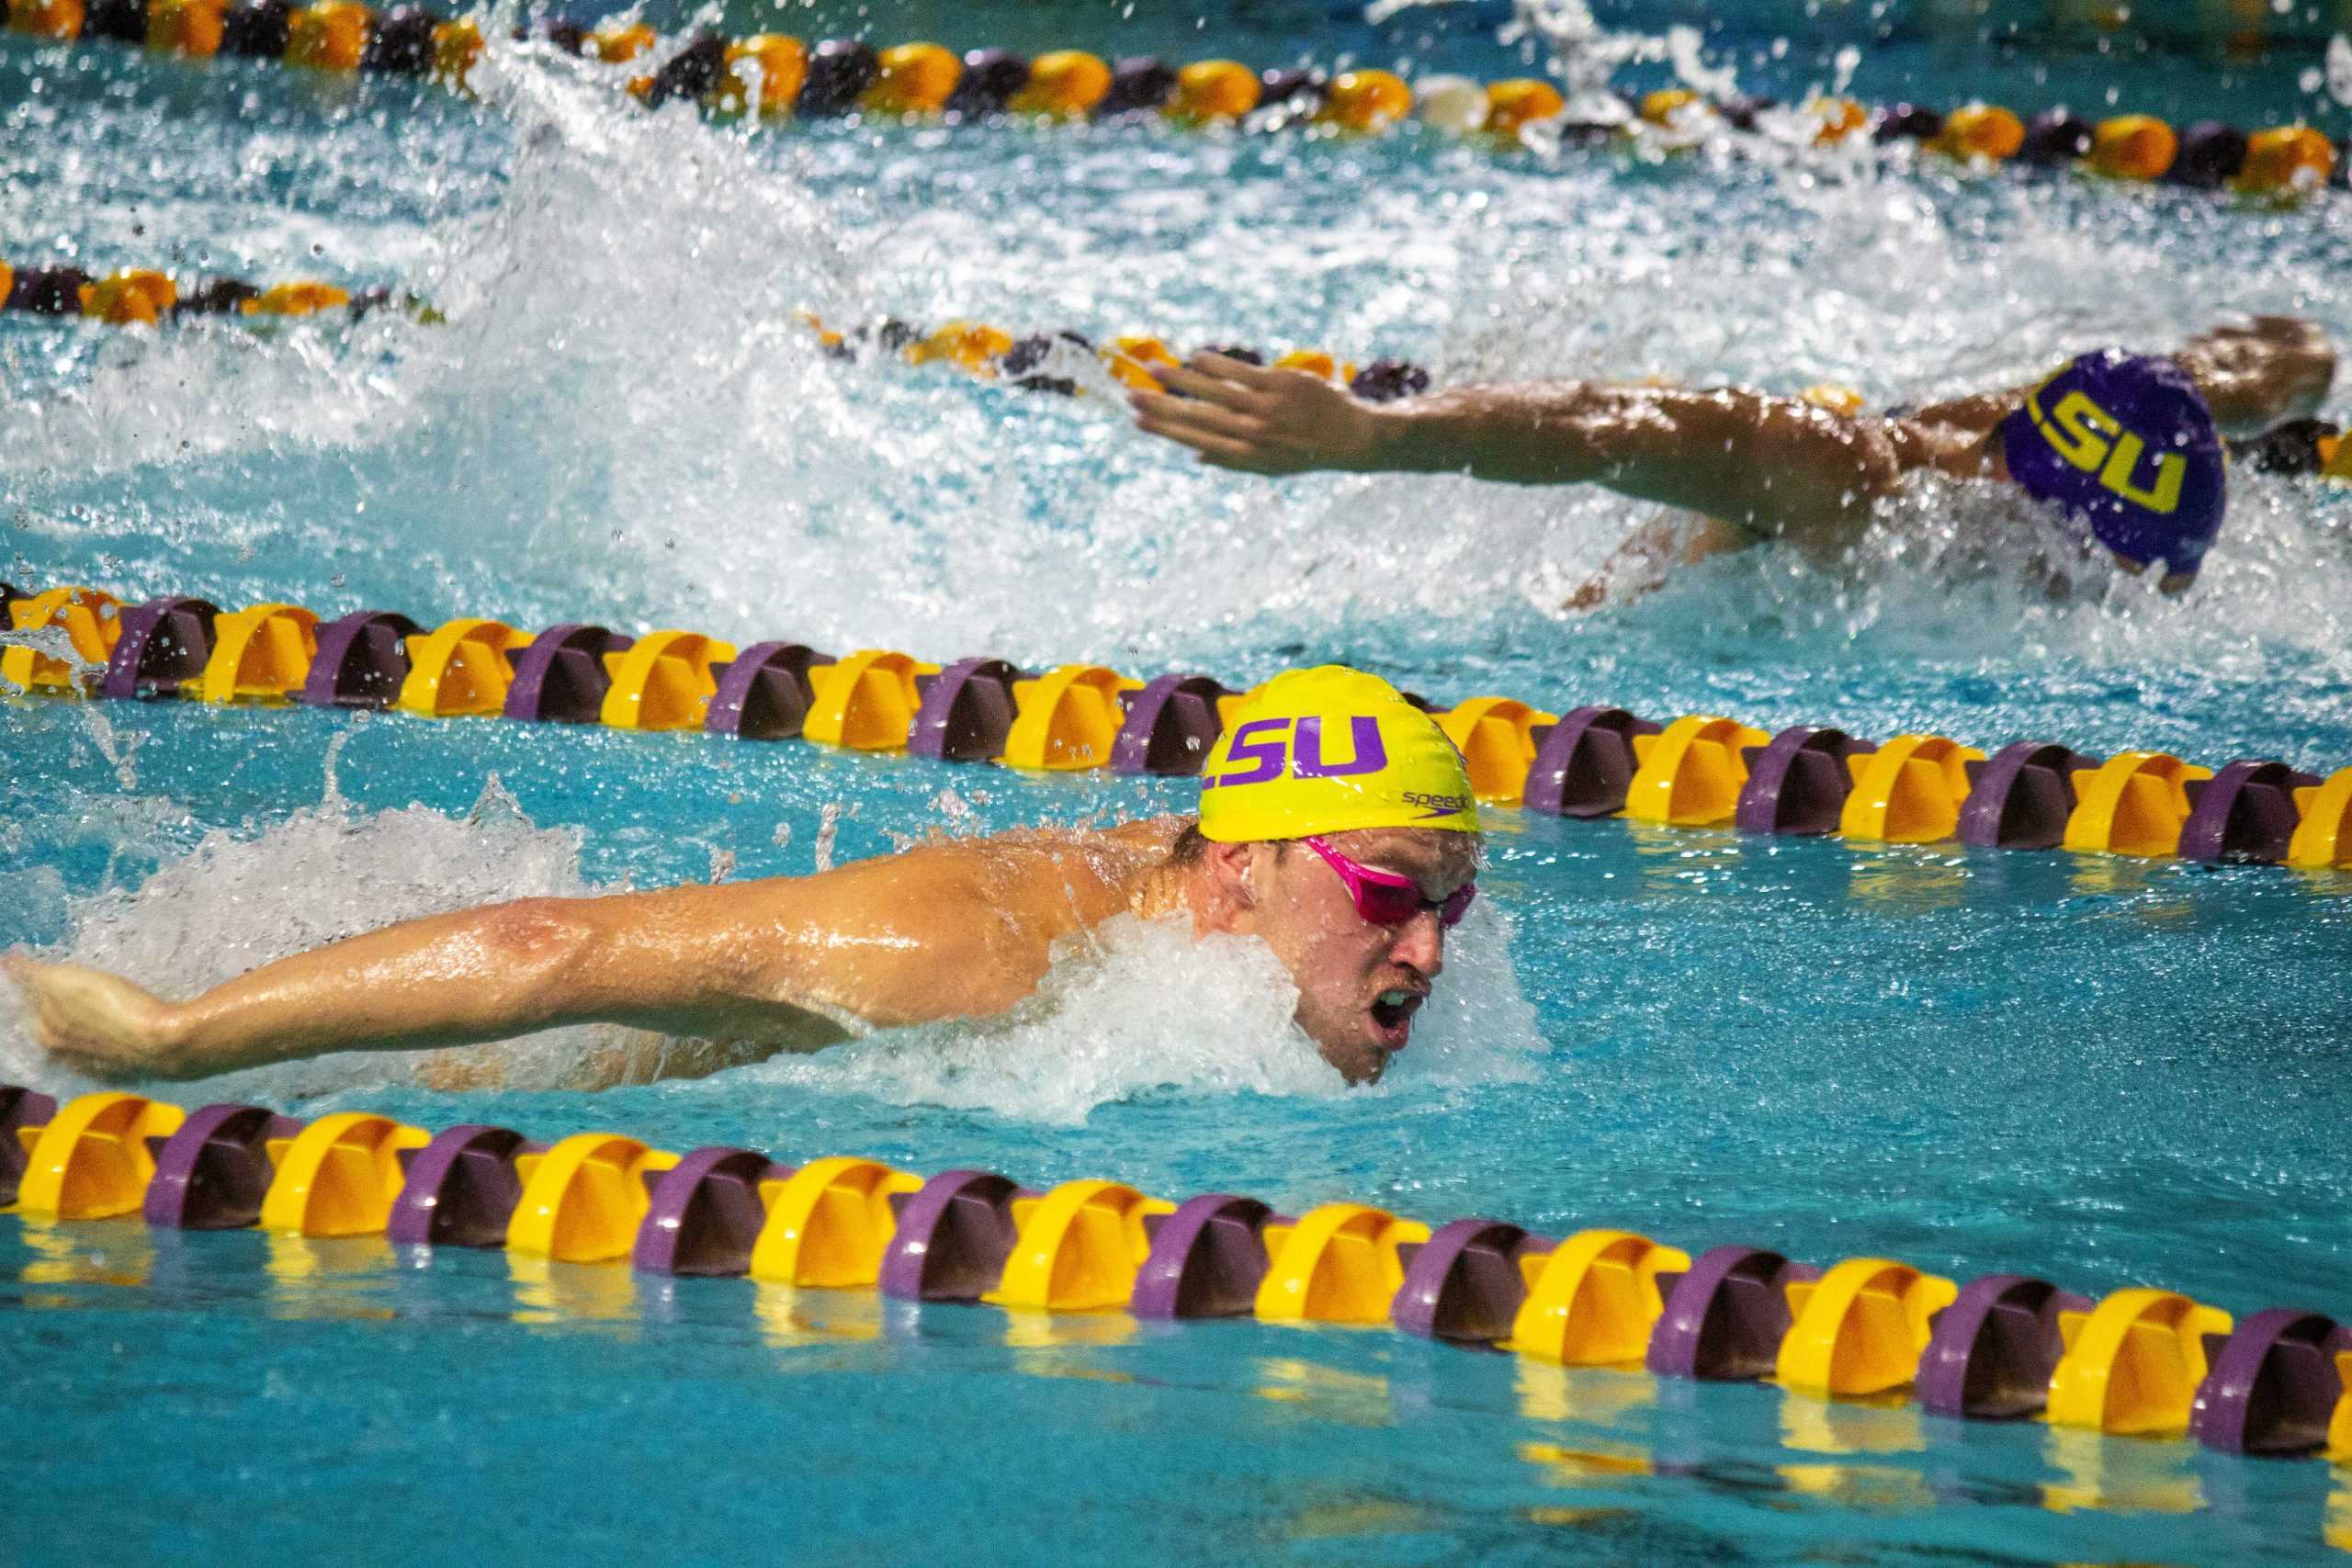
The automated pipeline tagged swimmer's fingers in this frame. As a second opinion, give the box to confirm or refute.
[1136,411,1272,468]
[1150,362,1274,414]
[1132,389,1272,446]
[1131,399,1289,468]
[1185,350,1317,392]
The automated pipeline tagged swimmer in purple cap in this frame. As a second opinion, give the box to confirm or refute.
[1993,350,2226,585]
[1129,315,2335,604]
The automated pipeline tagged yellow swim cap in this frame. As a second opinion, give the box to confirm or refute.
[1197,667,1480,842]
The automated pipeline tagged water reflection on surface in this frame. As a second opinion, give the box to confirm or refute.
[506,1251,642,1327]
[264,1232,397,1322]
[2041,1423,2206,1517]
[16,1216,153,1303]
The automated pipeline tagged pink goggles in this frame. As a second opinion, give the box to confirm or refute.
[1301,836,1476,929]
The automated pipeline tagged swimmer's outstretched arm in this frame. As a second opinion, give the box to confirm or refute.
[1132,353,1902,541]
[4,839,1102,1083]
[1900,317,2336,440]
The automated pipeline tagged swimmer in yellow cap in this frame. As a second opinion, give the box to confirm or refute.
[1129,316,2334,604]
[6,669,1480,1090]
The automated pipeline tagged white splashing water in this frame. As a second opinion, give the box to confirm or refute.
[9,26,2346,683]
[1498,0,1663,123]
[0,776,622,1099]
[746,898,1542,1127]
[0,625,100,694]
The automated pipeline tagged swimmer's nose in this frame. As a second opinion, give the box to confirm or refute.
[1389,910,1445,977]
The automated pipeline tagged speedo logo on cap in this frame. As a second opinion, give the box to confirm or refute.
[1203,715,1387,788]
[2022,386,2186,514]
[1402,791,1471,818]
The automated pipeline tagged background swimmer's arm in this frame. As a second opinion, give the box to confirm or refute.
[2168,316,2335,436]
[6,850,1045,1081]
[1133,354,1902,540]
[1565,513,1757,610]
[1901,317,2336,440]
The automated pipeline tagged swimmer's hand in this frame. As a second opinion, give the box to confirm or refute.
[3,955,188,1081]
[1128,352,1386,475]
[2173,316,2337,438]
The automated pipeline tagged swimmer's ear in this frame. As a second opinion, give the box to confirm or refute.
[1198,839,1261,924]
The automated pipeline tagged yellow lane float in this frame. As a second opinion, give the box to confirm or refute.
[717,34,808,116]
[861,42,960,116]
[1504,1228,1692,1367]
[802,649,941,750]
[1625,715,1772,826]
[259,1111,431,1236]
[1010,50,1111,118]
[2,585,122,694]
[2047,1288,2233,1437]
[394,617,529,716]
[599,629,737,731]
[197,603,319,703]
[986,1179,1177,1312]
[1255,1202,1432,1325]
[1004,665,1144,771]
[1319,70,1411,133]
[749,1156,924,1288]
[144,0,222,54]
[2062,750,2214,857]
[80,268,177,324]
[2088,113,2177,180]
[1933,103,2026,162]
[508,1133,682,1263]
[2288,767,2352,870]
[284,1,369,72]
[1776,1258,1959,1398]
[1441,696,1559,806]
[14,1093,186,1220]
[1168,60,1260,123]
[1838,734,1987,844]
[1484,79,1565,139]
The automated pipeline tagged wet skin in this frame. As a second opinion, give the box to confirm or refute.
[1128,317,2335,600]
[1158,828,1481,1085]
[6,819,1481,1090]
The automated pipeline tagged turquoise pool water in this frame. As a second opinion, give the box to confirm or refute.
[5,2,2352,1561]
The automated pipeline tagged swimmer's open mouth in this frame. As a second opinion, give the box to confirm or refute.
[1369,988,1424,1040]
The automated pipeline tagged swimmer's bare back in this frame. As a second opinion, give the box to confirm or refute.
[5,818,1185,1090]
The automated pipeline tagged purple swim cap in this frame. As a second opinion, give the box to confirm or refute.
[1998,350,2227,574]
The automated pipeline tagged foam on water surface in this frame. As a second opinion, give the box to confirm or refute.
[6,36,2348,702]
[746,897,1541,1125]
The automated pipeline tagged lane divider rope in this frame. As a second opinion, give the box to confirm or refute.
[10,252,2351,487]
[4,2,2345,205]
[5,580,2350,873]
[0,1082,2346,1468]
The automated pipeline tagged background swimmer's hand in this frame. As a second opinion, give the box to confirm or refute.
[2172,315,2337,437]
[4,954,188,1081]
[1128,352,1385,475]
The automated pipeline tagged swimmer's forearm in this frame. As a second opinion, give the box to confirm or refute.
[1907,320,2337,441]
[157,905,595,1072]
[2169,319,2336,437]
[1364,382,1900,534]
[155,892,823,1075]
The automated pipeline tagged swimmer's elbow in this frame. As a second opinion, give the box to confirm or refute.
[472,898,603,1007]
[1851,425,1907,506]
[1736,418,1904,540]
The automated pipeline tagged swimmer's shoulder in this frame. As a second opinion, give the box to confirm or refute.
[1099,815,1187,854]
[970,817,1183,916]
[976,815,1184,858]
